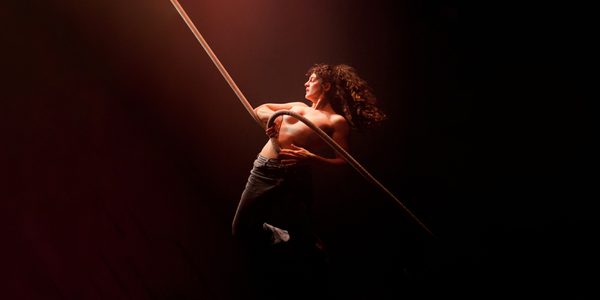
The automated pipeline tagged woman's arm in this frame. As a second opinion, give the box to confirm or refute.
[253,102,308,125]
[279,116,350,166]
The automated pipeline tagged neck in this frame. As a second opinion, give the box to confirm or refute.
[312,97,330,111]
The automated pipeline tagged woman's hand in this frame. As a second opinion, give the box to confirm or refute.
[278,144,315,165]
[266,125,279,138]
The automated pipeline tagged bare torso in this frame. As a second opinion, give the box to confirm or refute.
[259,104,344,159]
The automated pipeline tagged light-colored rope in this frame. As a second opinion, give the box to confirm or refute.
[170,0,434,237]
[267,111,434,237]
[170,0,264,129]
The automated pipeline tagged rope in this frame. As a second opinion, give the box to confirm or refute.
[170,0,434,237]
[169,0,264,129]
[267,111,434,237]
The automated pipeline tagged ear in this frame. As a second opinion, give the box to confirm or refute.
[322,82,331,92]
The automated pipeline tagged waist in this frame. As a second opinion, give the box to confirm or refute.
[253,154,310,171]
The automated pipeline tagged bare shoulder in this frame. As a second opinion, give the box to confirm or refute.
[331,114,349,131]
[289,101,309,108]
[287,102,310,113]
[262,101,308,111]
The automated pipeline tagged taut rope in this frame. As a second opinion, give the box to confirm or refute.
[169,0,263,129]
[267,111,434,237]
[170,0,434,237]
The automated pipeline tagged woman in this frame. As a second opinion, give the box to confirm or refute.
[232,63,386,298]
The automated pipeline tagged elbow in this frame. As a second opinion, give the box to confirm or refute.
[254,106,269,122]
[335,158,347,166]
[329,156,348,167]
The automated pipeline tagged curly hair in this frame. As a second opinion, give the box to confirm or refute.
[306,63,386,129]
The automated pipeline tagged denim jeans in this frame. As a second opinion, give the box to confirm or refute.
[232,155,329,298]
[232,155,314,246]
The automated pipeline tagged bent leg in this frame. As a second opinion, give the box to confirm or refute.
[232,166,281,242]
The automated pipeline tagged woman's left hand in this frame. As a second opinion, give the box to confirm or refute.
[278,144,315,164]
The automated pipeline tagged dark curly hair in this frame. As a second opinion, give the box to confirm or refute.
[306,63,386,129]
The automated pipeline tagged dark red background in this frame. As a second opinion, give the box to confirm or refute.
[1,0,592,299]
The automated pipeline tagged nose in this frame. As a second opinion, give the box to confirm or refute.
[304,81,309,87]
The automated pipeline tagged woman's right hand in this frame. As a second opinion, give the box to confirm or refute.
[266,124,279,139]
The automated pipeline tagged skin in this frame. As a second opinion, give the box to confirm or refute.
[253,73,350,166]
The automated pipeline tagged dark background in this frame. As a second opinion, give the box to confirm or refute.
[1,0,593,299]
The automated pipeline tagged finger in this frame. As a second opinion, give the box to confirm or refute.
[280,148,297,154]
[281,153,298,159]
[278,151,295,158]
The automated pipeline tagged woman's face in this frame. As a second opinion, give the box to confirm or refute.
[304,73,326,102]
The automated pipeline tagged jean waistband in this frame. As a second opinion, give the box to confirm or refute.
[254,154,308,170]
[255,154,285,168]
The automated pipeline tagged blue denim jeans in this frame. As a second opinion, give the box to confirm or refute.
[232,155,329,298]
[232,155,314,246]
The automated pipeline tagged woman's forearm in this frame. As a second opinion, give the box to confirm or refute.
[253,105,274,124]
